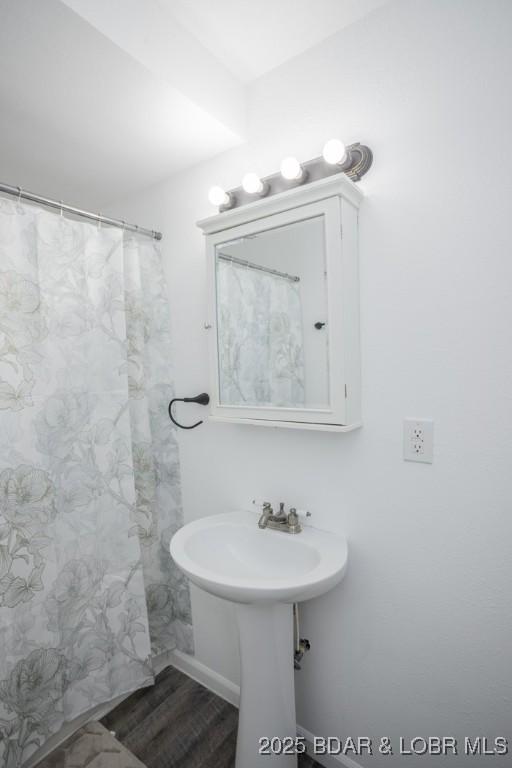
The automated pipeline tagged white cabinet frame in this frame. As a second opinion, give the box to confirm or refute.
[197,174,363,431]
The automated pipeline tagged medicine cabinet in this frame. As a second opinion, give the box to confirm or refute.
[197,174,363,431]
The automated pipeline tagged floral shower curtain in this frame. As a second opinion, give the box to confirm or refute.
[0,198,192,767]
[217,259,305,407]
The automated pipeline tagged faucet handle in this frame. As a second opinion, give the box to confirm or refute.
[290,508,311,524]
[287,507,302,533]
[252,499,273,512]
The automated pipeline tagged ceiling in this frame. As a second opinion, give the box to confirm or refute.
[0,0,389,209]
[162,0,391,82]
[0,0,243,209]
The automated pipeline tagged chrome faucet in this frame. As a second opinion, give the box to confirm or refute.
[257,502,302,534]
[258,502,274,528]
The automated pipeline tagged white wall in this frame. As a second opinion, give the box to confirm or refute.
[108,1,512,764]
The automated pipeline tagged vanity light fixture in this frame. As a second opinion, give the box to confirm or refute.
[207,138,373,211]
[208,186,234,209]
[241,172,269,197]
[280,156,306,183]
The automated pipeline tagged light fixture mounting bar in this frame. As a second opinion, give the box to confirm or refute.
[337,142,373,181]
[218,142,372,212]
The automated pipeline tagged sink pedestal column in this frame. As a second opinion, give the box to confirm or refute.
[235,602,297,768]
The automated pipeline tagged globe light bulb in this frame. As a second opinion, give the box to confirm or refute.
[322,139,347,165]
[208,186,230,207]
[242,172,264,195]
[280,156,303,181]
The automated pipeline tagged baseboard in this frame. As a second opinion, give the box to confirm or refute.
[168,649,240,708]
[169,651,363,768]
[296,725,364,768]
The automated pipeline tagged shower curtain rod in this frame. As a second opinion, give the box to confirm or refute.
[218,252,300,282]
[0,181,162,241]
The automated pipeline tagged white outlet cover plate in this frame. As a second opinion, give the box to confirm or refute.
[403,419,434,463]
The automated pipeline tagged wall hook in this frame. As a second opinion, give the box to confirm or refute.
[168,393,210,430]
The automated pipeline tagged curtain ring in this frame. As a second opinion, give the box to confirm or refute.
[17,186,22,203]
[59,200,64,218]
[98,213,102,229]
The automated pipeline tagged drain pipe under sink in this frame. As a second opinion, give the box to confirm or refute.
[293,603,311,670]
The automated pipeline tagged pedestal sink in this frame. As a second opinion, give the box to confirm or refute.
[170,511,348,768]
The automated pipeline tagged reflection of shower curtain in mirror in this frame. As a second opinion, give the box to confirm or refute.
[217,260,305,406]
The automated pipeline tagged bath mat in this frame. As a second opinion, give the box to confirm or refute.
[35,721,147,768]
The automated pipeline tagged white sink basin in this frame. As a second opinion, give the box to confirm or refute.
[170,510,348,604]
[170,510,348,768]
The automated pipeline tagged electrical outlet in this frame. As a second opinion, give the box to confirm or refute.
[403,419,433,463]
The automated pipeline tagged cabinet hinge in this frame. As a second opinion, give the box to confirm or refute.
[345,384,348,398]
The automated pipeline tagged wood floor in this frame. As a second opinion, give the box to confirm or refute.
[102,666,321,768]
